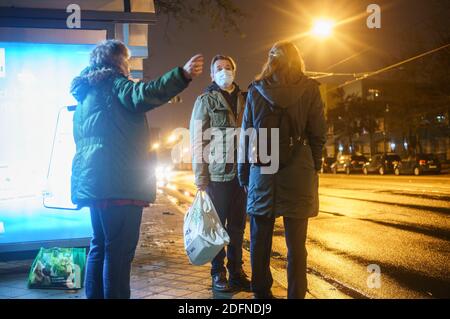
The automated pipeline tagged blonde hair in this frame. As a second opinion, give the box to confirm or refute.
[90,40,130,74]
[256,41,305,83]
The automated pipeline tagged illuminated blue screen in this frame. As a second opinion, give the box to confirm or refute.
[0,42,94,251]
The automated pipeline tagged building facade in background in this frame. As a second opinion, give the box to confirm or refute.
[322,78,450,161]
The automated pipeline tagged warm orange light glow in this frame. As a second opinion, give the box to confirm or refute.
[167,134,177,143]
[248,1,398,62]
[311,19,335,38]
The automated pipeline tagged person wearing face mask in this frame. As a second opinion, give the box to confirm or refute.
[189,55,250,292]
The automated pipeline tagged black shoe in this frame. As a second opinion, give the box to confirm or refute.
[253,292,276,299]
[229,269,251,292]
[212,273,231,292]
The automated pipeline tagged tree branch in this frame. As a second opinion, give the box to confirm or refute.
[154,0,246,36]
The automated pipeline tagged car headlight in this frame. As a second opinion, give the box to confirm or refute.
[164,166,173,175]
[155,165,165,180]
[155,164,174,181]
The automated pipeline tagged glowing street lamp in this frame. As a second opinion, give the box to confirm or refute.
[167,134,177,143]
[151,143,160,150]
[311,19,335,39]
[390,143,396,151]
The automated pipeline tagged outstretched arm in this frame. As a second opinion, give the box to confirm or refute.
[113,54,204,113]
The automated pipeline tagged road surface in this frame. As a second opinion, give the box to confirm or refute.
[161,171,450,299]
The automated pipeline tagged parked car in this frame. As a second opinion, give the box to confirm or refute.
[394,154,441,176]
[321,156,336,174]
[331,154,368,174]
[363,153,401,175]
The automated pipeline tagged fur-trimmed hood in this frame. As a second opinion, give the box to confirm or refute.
[70,66,122,102]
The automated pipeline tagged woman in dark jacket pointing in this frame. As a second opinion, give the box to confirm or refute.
[238,41,326,299]
[70,40,203,299]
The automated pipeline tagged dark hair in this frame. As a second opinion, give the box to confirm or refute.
[256,41,305,83]
[210,55,237,74]
[89,40,130,73]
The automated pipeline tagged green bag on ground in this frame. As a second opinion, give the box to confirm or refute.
[28,247,86,290]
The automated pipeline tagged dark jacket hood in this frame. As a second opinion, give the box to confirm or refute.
[204,81,241,94]
[70,65,122,102]
[253,75,319,108]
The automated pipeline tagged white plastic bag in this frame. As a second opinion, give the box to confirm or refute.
[183,191,230,265]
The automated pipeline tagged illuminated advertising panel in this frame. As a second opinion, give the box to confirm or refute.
[0,42,93,252]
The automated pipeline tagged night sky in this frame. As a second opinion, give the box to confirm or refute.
[143,0,449,136]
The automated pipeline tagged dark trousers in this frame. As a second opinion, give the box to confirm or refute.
[206,178,247,276]
[85,205,143,299]
[250,215,308,299]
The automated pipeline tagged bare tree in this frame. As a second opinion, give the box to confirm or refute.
[154,0,246,36]
[388,0,450,155]
[329,89,384,156]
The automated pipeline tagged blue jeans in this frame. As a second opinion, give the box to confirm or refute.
[85,205,143,299]
[206,178,247,276]
[250,215,308,299]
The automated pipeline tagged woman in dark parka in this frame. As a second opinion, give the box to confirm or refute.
[238,41,327,299]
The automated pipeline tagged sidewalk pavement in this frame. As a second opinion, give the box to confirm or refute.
[0,193,287,299]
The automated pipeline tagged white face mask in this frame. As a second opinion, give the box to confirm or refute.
[214,69,235,89]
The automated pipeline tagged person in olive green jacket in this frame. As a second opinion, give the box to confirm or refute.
[71,40,203,299]
[189,55,250,292]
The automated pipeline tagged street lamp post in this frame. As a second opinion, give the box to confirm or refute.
[384,103,390,153]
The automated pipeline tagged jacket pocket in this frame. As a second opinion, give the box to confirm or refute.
[210,109,229,127]
[208,161,226,177]
[210,101,231,127]
[247,166,274,215]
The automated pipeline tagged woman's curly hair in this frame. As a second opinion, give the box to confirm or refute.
[89,40,130,74]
